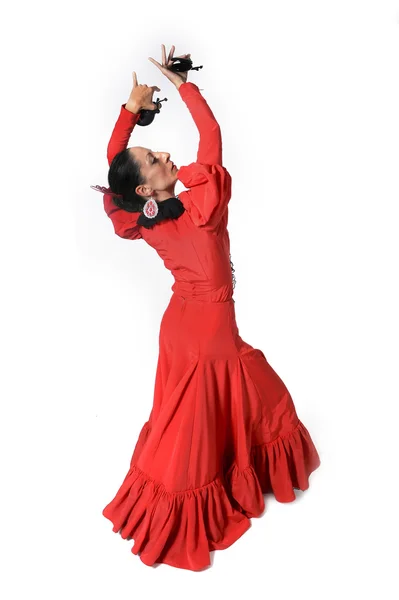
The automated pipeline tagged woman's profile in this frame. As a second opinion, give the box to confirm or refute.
[92,43,321,571]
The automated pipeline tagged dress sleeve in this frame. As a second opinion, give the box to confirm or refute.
[107,103,141,166]
[177,83,231,232]
[178,82,222,165]
[103,104,142,240]
[103,194,142,240]
[177,162,232,232]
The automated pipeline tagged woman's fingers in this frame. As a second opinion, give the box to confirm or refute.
[132,71,138,86]
[154,45,190,69]
[161,44,167,66]
[148,57,163,71]
[167,44,175,64]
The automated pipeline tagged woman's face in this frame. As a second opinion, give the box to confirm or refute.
[129,146,179,200]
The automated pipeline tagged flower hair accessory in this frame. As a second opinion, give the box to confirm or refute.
[90,185,123,198]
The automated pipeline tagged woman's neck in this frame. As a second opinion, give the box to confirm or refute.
[152,185,177,202]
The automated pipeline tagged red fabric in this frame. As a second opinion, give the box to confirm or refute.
[103,105,142,239]
[101,83,321,571]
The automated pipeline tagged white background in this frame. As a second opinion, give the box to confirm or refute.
[1,0,398,597]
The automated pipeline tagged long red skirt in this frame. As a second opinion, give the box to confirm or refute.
[102,293,321,570]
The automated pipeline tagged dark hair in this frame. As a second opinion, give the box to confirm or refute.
[108,149,147,213]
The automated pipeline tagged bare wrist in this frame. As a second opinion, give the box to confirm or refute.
[125,102,141,114]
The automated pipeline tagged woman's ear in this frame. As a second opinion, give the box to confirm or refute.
[135,184,152,198]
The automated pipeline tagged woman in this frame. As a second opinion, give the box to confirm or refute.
[93,44,321,571]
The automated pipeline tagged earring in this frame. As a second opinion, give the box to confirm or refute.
[142,196,159,219]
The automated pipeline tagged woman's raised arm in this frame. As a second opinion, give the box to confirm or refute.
[102,104,142,239]
[178,82,222,166]
[107,72,160,165]
[101,74,161,240]
[106,105,140,166]
[148,45,223,166]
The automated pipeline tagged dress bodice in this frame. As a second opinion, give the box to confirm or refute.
[140,191,234,302]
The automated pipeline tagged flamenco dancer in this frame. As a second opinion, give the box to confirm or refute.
[91,44,321,571]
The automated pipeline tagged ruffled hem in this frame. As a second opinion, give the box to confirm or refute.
[225,420,321,517]
[102,463,251,571]
[102,419,320,571]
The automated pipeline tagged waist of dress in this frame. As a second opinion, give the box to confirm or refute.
[171,281,234,303]
[175,294,235,304]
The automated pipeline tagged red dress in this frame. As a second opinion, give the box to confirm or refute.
[101,82,321,571]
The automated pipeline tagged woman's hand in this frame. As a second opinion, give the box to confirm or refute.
[125,71,161,114]
[148,44,191,90]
